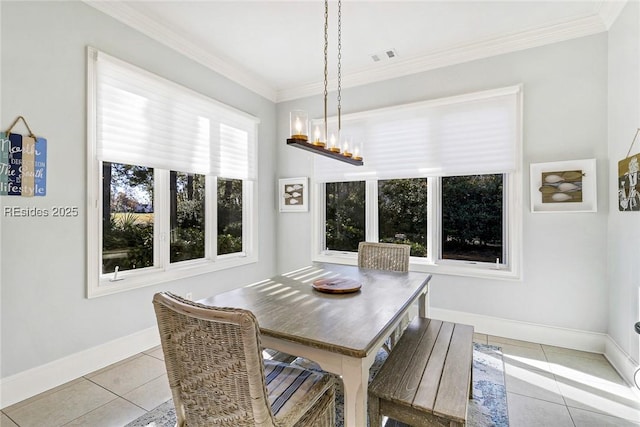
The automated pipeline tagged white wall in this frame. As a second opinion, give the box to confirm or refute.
[1,0,277,384]
[277,33,610,336]
[608,1,640,365]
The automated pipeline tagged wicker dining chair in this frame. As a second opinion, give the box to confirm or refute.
[152,292,335,427]
[358,241,411,272]
[358,242,412,351]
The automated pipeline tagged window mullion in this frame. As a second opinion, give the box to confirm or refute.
[501,174,508,266]
[207,175,218,259]
[428,176,440,264]
[241,180,253,258]
[155,169,170,269]
[365,179,378,242]
[314,182,327,252]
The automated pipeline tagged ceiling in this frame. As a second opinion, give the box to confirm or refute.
[86,1,625,102]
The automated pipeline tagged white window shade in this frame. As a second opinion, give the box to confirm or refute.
[95,50,258,179]
[314,86,521,182]
[213,123,257,180]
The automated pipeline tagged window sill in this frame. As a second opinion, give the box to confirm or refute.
[411,259,521,281]
[87,254,257,298]
[313,252,520,281]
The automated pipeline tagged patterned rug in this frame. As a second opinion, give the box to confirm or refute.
[126,343,508,427]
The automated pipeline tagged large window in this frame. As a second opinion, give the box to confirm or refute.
[313,86,522,278]
[87,48,259,297]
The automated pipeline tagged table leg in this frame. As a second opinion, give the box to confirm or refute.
[419,288,429,318]
[341,356,369,427]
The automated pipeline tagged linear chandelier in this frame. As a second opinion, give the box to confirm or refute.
[287,0,363,166]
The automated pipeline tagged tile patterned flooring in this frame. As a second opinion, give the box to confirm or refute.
[2,335,639,426]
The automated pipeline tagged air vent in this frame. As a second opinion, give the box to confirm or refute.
[370,48,398,63]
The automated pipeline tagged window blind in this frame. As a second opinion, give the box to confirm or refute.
[314,86,521,182]
[94,50,259,180]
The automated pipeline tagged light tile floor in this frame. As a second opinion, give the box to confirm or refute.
[2,335,639,426]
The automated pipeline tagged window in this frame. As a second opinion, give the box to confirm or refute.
[325,181,365,251]
[102,162,154,274]
[313,86,522,278]
[170,171,205,263]
[217,178,242,256]
[378,178,428,257]
[87,47,259,297]
[441,174,503,263]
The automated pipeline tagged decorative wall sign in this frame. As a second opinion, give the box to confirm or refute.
[279,177,309,212]
[1,116,47,197]
[619,128,639,211]
[530,159,597,213]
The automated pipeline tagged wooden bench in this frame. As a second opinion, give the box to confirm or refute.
[368,317,474,427]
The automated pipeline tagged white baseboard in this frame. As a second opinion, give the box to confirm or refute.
[604,335,640,396]
[430,307,607,352]
[0,326,160,409]
[430,307,640,390]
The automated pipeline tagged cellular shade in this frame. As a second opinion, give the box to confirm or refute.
[94,50,258,180]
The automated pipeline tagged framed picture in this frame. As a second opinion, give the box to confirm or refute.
[530,159,597,213]
[279,177,309,212]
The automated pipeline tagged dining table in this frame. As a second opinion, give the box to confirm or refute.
[199,262,432,427]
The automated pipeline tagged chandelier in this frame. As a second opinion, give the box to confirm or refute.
[286,0,363,166]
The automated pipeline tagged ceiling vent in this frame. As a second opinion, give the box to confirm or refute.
[371,48,398,63]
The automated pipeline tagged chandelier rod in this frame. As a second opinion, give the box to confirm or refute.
[337,0,342,132]
[323,0,329,144]
[285,0,362,166]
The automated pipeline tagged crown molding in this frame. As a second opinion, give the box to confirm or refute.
[83,1,278,102]
[277,13,608,102]
[84,1,614,105]
[596,0,628,29]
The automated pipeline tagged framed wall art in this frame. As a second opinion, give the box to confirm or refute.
[279,177,309,212]
[530,159,597,213]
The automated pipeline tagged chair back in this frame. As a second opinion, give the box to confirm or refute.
[358,241,411,272]
[153,292,275,426]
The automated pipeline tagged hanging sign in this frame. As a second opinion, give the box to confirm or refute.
[0,116,47,197]
[618,128,640,211]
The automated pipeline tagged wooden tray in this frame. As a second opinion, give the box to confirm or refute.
[312,278,362,294]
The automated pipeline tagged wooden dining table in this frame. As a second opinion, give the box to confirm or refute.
[199,262,432,427]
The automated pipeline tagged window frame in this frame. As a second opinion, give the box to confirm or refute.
[86,48,258,298]
[312,87,523,280]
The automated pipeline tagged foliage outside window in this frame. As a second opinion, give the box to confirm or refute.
[322,175,506,267]
[217,178,243,255]
[378,178,428,257]
[441,174,504,263]
[102,166,248,274]
[325,182,365,251]
[102,162,154,274]
[170,171,205,263]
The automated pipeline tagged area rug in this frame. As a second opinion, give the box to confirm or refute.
[126,343,508,427]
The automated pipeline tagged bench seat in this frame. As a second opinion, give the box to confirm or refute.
[368,317,474,427]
